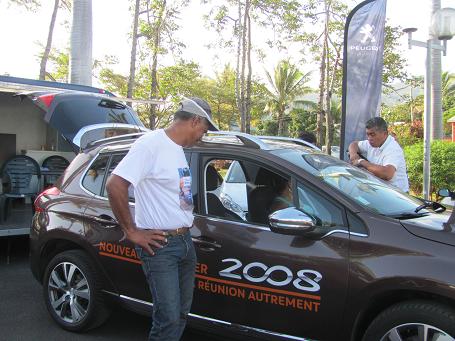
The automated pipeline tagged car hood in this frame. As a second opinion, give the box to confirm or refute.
[401,212,455,246]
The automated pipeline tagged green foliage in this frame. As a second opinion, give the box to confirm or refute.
[382,25,408,84]
[264,60,312,135]
[8,0,41,11]
[404,141,455,198]
[257,119,278,135]
[287,108,317,138]
[35,47,69,82]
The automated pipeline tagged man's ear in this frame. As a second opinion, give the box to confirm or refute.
[191,116,202,127]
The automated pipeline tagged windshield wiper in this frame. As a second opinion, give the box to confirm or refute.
[390,212,429,220]
[414,200,446,213]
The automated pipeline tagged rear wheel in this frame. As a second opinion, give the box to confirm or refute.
[42,250,110,331]
[363,300,455,341]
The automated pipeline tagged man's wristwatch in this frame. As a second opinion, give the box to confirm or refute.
[355,158,365,166]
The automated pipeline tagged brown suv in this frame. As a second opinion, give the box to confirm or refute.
[30,131,455,341]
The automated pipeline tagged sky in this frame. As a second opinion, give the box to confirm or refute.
[1,0,455,89]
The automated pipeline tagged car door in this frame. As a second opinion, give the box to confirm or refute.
[82,152,150,301]
[190,153,349,341]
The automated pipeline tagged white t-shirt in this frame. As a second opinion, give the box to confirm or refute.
[358,135,409,192]
[113,129,194,230]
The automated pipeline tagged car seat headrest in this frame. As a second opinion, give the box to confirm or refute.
[206,165,221,191]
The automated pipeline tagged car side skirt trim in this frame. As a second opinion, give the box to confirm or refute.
[107,291,312,341]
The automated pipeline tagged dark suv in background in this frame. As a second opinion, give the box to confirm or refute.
[30,130,455,341]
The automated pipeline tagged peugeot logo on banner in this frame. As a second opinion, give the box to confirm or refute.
[350,23,380,52]
[360,24,376,43]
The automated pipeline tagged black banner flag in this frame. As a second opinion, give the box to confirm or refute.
[340,0,387,160]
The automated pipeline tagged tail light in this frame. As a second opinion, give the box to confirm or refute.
[34,186,60,213]
[37,94,56,108]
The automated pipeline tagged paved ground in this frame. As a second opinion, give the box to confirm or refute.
[0,236,234,341]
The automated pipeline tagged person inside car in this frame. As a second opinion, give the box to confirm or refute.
[269,177,293,213]
[106,97,218,341]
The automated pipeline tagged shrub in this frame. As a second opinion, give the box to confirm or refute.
[404,140,455,199]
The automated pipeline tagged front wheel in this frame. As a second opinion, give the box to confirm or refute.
[42,250,110,331]
[363,300,455,341]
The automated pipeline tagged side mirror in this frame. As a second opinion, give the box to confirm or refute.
[438,188,450,197]
[438,188,455,199]
[269,207,317,235]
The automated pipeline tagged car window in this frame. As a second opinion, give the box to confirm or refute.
[102,153,135,202]
[203,158,291,226]
[225,161,246,183]
[297,181,344,229]
[81,154,110,196]
[204,159,246,221]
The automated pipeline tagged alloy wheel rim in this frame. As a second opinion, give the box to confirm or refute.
[47,262,90,324]
[380,323,454,341]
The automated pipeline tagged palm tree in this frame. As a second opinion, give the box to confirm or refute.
[39,0,71,80]
[70,0,93,85]
[264,60,312,136]
[442,71,455,99]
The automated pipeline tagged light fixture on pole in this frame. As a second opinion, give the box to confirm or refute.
[403,8,455,200]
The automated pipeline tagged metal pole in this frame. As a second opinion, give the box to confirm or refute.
[423,39,432,200]
[431,0,443,140]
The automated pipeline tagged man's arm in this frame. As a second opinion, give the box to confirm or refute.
[106,174,166,255]
[356,159,396,181]
[348,141,361,163]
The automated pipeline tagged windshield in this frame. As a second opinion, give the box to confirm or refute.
[272,150,426,217]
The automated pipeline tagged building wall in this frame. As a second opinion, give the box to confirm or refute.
[0,92,47,153]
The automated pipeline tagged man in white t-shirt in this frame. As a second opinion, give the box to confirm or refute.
[348,117,409,192]
[106,97,218,341]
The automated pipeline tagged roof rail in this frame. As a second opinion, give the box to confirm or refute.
[203,131,269,149]
[84,132,147,151]
[258,136,321,151]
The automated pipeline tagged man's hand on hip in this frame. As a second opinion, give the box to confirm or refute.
[127,229,168,256]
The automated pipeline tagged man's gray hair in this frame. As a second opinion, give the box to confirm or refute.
[365,117,388,132]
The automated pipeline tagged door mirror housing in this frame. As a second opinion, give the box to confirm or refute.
[438,188,455,199]
[268,207,317,235]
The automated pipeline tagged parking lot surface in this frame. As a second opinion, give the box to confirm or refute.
[0,236,234,341]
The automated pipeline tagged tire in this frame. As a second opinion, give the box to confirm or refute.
[42,250,111,332]
[362,300,455,341]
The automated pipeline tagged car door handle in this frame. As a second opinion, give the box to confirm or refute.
[93,214,119,228]
[192,236,221,252]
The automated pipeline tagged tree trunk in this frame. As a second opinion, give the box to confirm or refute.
[245,6,252,134]
[235,0,242,127]
[127,0,141,106]
[317,37,327,146]
[239,0,248,132]
[70,0,93,85]
[39,0,59,80]
[324,0,332,153]
[278,109,285,135]
[325,40,332,155]
[148,0,166,130]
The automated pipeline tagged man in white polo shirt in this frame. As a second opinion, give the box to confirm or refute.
[106,97,218,341]
[348,117,409,192]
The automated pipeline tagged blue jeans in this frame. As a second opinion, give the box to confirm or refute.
[136,231,197,341]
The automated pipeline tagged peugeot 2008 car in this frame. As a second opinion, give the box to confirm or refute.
[30,130,455,341]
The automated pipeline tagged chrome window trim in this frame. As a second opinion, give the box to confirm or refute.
[195,214,271,231]
[195,215,368,237]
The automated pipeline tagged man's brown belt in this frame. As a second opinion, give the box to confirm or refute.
[164,227,190,236]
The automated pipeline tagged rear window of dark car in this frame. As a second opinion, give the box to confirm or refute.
[49,96,143,141]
